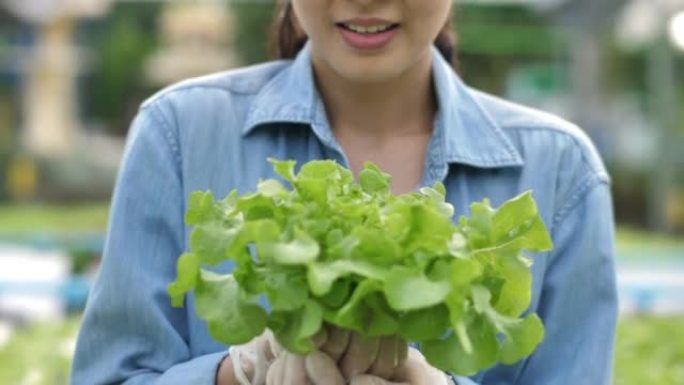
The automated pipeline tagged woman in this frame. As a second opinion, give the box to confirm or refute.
[71,1,617,384]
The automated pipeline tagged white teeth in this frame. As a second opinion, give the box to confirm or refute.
[344,23,394,34]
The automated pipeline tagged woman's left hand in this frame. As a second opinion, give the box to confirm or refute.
[348,348,450,385]
[318,325,409,381]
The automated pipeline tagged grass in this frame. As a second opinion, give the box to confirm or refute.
[0,316,681,384]
[615,316,684,385]
[0,316,80,385]
[0,203,110,234]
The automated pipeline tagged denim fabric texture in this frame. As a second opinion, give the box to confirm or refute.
[71,42,617,385]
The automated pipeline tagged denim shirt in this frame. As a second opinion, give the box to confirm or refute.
[72,42,617,385]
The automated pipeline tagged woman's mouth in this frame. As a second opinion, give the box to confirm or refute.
[336,22,400,50]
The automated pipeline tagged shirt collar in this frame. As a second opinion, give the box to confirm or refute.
[243,41,523,169]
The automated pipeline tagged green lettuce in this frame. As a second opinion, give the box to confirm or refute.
[168,159,553,375]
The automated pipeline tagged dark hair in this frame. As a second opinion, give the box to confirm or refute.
[268,1,458,70]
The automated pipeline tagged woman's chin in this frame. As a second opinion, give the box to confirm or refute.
[330,59,407,84]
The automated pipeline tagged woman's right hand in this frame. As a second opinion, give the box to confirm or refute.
[216,326,338,385]
[217,349,344,385]
[266,350,345,385]
[217,324,410,385]
[217,330,280,385]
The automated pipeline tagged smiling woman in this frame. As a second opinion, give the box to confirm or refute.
[71,0,617,385]
[292,0,451,82]
[270,0,457,72]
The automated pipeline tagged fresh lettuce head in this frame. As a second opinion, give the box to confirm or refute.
[168,159,553,375]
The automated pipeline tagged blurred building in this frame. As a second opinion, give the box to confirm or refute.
[461,0,684,232]
[145,2,239,86]
[613,0,684,232]
[2,0,112,157]
[0,0,120,202]
[0,1,241,202]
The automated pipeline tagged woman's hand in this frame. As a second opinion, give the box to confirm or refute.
[348,348,450,385]
[274,345,450,385]
[318,325,409,381]
[266,350,345,385]
[216,325,414,385]
[217,330,281,385]
[215,328,331,385]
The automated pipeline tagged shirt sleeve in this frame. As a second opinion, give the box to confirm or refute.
[71,103,227,385]
[451,178,618,385]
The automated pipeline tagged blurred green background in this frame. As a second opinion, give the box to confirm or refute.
[0,1,683,384]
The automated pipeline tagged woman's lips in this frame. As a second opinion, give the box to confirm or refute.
[337,24,399,51]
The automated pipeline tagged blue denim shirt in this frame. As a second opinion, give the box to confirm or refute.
[72,42,617,385]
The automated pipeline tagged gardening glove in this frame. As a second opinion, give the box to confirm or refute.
[227,329,282,385]
[349,348,451,385]
[319,325,408,380]
[266,350,346,385]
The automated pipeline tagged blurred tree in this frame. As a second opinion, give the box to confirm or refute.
[230,2,275,65]
[455,5,560,57]
[82,3,161,136]
[454,4,562,94]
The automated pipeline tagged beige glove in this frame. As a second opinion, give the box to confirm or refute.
[266,350,345,385]
[318,325,408,381]
[349,348,450,385]
[227,330,282,385]
[224,327,342,385]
